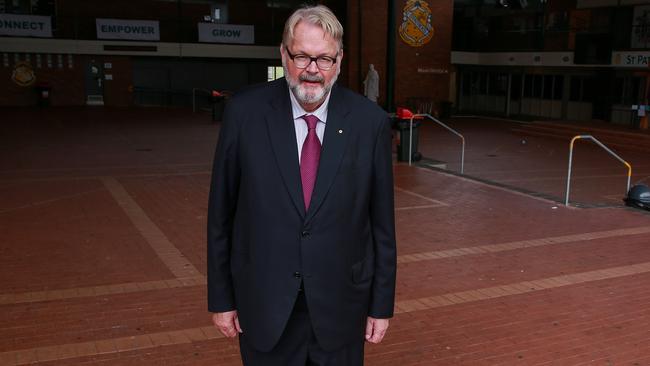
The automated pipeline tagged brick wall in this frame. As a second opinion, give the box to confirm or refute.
[0,54,84,106]
[94,56,134,107]
[0,54,134,107]
[346,0,453,111]
[345,0,389,104]
[395,0,453,108]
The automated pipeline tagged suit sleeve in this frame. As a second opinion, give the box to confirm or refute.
[207,101,240,313]
[368,115,397,318]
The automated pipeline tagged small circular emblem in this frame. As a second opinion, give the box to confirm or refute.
[12,61,36,87]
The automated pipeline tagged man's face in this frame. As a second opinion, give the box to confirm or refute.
[281,21,342,111]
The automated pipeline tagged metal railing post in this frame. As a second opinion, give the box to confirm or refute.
[192,88,198,113]
[192,88,211,113]
[408,115,415,166]
[564,135,633,206]
[564,136,579,206]
[407,114,465,174]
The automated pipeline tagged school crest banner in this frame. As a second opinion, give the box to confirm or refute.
[399,0,434,47]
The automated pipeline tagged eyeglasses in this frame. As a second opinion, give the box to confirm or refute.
[285,47,338,71]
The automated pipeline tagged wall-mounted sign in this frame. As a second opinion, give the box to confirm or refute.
[12,61,36,87]
[96,18,160,41]
[0,14,52,37]
[612,51,650,67]
[198,23,254,44]
[399,0,434,47]
[417,68,448,74]
[632,6,650,49]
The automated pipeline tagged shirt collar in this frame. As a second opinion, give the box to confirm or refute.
[289,88,330,124]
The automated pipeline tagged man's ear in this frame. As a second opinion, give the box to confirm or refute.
[336,49,344,74]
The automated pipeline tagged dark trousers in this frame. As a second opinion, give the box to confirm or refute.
[239,290,365,366]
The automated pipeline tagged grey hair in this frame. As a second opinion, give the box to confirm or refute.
[282,5,344,51]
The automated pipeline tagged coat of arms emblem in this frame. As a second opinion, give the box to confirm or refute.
[399,0,434,47]
[12,61,36,87]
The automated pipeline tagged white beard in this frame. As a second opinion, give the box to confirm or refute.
[283,62,339,106]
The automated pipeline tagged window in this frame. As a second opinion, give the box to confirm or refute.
[543,75,554,99]
[555,75,564,100]
[615,76,643,105]
[542,75,564,100]
[266,0,307,8]
[533,75,542,98]
[490,73,508,96]
[510,74,522,101]
[267,66,284,82]
[461,71,472,96]
[478,73,488,94]
[523,74,533,98]
[570,76,582,101]
[570,76,596,102]
[582,78,595,102]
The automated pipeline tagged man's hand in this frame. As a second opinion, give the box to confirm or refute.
[212,310,242,338]
[365,317,389,344]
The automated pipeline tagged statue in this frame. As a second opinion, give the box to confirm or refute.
[363,64,379,102]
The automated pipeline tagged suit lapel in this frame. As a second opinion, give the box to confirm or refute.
[305,85,351,222]
[266,81,306,217]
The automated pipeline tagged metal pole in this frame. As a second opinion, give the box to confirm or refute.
[386,0,396,112]
[565,135,633,205]
[408,116,414,166]
[358,0,363,93]
[505,73,512,117]
[589,138,633,194]
[177,0,183,57]
[460,137,465,174]
[423,114,465,174]
[564,136,578,206]
[192,88,196,113]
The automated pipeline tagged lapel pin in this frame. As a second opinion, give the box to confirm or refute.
[338,129,343,134]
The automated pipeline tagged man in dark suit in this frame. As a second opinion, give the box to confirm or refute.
[207,5,396,365]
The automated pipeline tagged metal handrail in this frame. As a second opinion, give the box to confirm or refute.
[408,114,465,174]
[192,88,211,113]
[564,135,632,206]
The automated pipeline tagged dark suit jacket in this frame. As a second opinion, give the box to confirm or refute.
[207,78,396,352]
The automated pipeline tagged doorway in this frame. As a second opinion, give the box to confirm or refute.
[85,60,104,105]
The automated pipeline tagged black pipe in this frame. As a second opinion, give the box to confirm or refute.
[358,0,363,92]
[386,0,396,112]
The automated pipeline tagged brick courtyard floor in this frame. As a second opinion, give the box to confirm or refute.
[1,107,650,365]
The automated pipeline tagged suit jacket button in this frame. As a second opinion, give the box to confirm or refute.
[294,272,301,278]
[301,231,310,238]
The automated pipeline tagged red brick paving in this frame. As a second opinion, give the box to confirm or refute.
[2,107,650,365]
[0,181,173,293]
[415,118,650,206]
[117,174,211,276]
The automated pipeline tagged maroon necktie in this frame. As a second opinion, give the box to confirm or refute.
[300,114,321,210]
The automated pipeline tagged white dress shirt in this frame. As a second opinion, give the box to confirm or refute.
[289,89,330,162]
